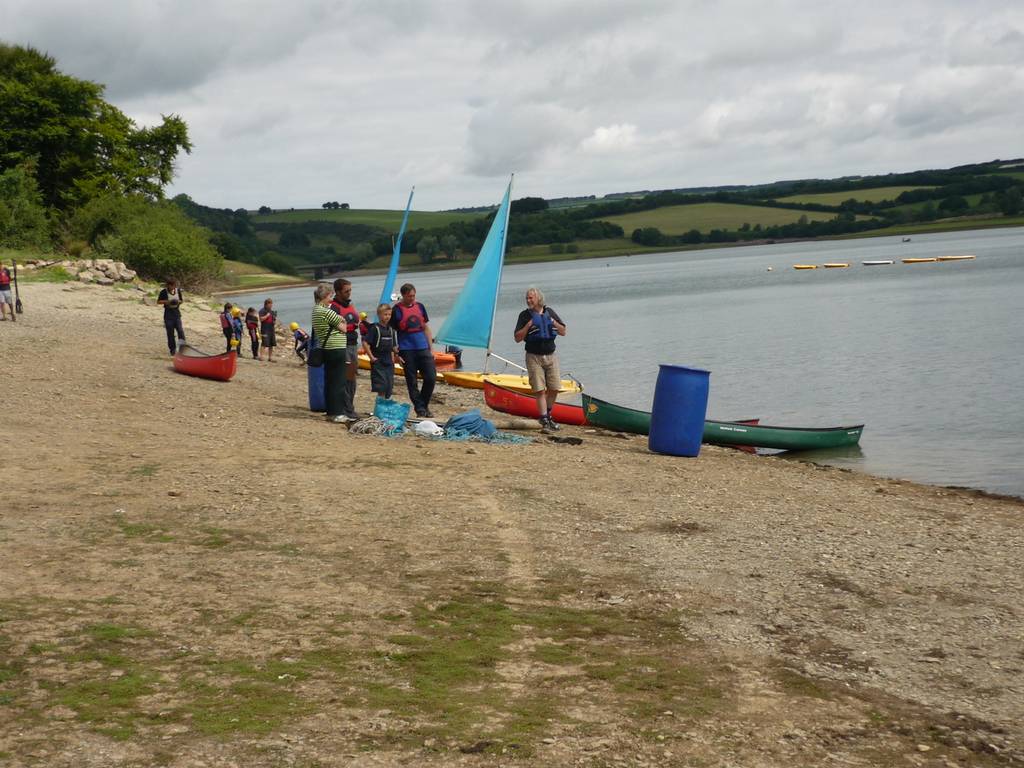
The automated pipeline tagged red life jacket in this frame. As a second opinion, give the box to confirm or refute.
[220,311,232,329]
[259,308,276,327]
[394,301,426,333]
[330,299,360,332]
[0,268,10,288]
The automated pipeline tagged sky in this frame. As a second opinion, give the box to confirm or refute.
[5,0,1024,211]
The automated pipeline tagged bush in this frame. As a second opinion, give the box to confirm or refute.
[549,243,565,254]
[565,243,579,253]
[0,165,51,250]
[72,195,223,286]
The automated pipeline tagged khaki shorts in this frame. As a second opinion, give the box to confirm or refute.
[525,353,560,392]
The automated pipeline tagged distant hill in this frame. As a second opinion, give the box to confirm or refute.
[177,158,1024,274]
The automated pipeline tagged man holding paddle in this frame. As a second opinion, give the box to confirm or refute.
[0,260,15,321]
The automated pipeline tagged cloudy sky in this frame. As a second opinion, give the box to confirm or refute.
[6,1,1024,210]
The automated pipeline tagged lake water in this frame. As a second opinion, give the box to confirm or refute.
[239,227,1024,498]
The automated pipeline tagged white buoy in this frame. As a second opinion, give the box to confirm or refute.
[767,266,773,272]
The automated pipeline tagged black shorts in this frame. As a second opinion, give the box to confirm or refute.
[261,327,276,348]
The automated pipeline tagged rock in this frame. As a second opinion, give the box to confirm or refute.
[96,277,115,286]
[78,271,94,283]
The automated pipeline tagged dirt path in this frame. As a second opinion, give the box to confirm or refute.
[1,281,1022,767]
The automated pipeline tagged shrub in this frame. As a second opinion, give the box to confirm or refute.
[0,165,51,250]
[565,243,579,253]
[549,243,565,254]
[72,194,222,286]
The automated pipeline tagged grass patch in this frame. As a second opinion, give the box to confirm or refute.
[773,666,834,700]
[18,265,75,283]
[776,186,934,205]
[253,208,486,228]
[596,202,866,235]
[128,463,159,477]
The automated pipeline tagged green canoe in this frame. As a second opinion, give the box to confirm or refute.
[582,394,864,452]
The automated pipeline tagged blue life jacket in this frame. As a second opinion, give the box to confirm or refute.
[529,309,557,341]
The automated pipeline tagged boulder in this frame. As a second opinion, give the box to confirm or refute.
[96,276,115,286]
[78,270,94,283]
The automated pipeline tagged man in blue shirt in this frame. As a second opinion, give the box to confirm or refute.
[390,283,436,417]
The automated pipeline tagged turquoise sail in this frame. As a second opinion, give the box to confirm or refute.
[379,186,415,306]
[435,179,512,350]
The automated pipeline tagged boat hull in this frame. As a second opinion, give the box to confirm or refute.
[357,353,446,382]
[704,421,864,451]
[862,260,894,266]
[581,394,760,450]
[173,345,237,382]
[902,257,937,264]
[444,370,582,394]
[483,381,587,425]
[822,263,849,268]
[793,264,818,270]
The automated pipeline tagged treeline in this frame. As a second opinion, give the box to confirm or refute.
[631,213,888,248]
[0,43,216,285]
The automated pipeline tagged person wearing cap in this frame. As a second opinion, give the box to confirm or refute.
[290,321,310,362]
[231,306,244,351]
[514,286,566,432]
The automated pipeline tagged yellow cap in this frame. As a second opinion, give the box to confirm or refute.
[289,322,299,331]
[231,306,241,317]
[359,311,367,320]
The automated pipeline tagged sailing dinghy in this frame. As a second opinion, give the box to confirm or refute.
[435,177,581,394]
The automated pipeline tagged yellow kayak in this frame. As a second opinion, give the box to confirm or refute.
[442,371,582,394]
[822,262,849,268]
[937,254,976,261]
[902,257,937,263]
[357,353,445,382]
[793,264,818,270]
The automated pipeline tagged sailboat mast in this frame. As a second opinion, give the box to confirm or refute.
[484,174,514,374]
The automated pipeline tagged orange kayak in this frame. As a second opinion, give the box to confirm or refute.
[173,345,237,382]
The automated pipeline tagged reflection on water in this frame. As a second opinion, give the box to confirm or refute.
[239,226,1024,498]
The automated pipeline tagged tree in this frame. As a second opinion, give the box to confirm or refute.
[999,187,1023,216]
[938,195,968,213]
[279,231,310,248]
[258,205,272,215]
[440,234,458,261]
[511,196,548,214]
[0,163,50,249]
[630,227,662,246]
[340,203,350,210]
[0,44,191,210]
[416,235,440,264]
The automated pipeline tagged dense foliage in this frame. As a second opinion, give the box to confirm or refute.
[71,194,222,286]
[0,163,50,249]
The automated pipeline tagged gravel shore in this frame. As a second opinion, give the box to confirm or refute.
[1,281,1021,767]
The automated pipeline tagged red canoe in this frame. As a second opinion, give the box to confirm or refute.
[173,345,238,382]
[483,380,587,425]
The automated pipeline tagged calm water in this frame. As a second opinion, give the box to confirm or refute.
[240,227,1024,497]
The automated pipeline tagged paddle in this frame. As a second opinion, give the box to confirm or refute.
[13,261,23,314]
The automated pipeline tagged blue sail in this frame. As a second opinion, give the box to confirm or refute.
[435,179,512,350]
[378,187,415,306]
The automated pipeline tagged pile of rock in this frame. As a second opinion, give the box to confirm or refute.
[21,258,138,285]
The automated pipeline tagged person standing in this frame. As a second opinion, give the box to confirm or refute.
[258,298,277,362]
[390,283,436,417]
[514,286,566,431]
[362,303,399,400]
[157,278,185,354]
[330,278,361,421]
[219,303,235,352]
[244,307,261,359]
[0,261,14,321]
[311,283,349,423]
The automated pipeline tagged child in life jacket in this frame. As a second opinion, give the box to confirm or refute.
[290,322,310,362]
[231,306,244,351]
[219,303,235,352]
[244,307,261,359]
[362,303,400,399]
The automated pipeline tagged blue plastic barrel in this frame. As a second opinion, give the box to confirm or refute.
[307,335,325,412]
[648,365,710,457]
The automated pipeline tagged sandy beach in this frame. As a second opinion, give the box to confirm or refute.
[1,280,1022,767]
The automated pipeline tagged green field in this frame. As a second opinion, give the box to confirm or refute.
[253,208,487,229]
[597,202,860,235]
[776,186,934,205]
[222,260,306,289]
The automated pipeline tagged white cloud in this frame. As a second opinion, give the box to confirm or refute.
[3,0,1023,208]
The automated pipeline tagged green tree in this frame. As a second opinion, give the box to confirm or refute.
[630,227,662,246]
[0,163,50,249]
[279,231,310,248]
[440,234,458,261]
[416,235,440,264]
[70,194,221,286]
[511,196,548,214]
[0,44,191,210]
[1000,187,1023,216]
